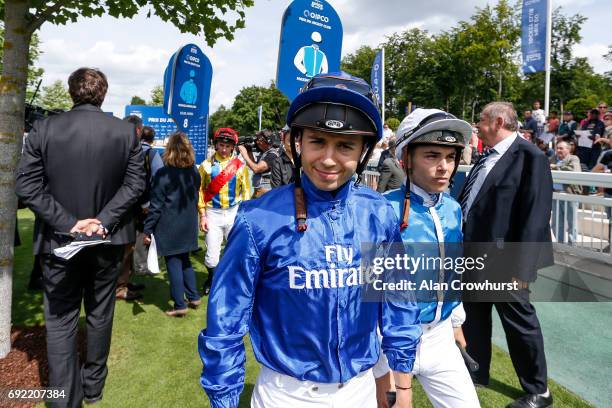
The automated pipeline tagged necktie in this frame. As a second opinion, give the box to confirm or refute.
[460,148,496,216]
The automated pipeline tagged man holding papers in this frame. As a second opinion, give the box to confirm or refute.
[16,67,145,407]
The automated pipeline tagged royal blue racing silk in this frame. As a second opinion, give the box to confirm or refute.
[198,175,421,408]
[384,184,463,325]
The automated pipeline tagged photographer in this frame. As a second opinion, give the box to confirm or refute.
[237,129,279,197]
[270,125,295,188]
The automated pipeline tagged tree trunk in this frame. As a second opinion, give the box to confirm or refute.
[461,92,466,120]
[0,0,32,359]
[498,67,503,99]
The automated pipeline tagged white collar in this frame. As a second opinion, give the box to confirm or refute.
[409,183,441,208]
[489,132,518,157]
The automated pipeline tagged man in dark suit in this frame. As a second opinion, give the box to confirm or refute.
[16,67,145,407]
[376,139,404,193]
[458,102,554,408]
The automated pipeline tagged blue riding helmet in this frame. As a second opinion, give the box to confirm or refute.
[286,72,383,142]
[285,72,384,232]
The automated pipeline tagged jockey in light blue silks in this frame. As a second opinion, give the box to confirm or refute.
[374,109,481,408]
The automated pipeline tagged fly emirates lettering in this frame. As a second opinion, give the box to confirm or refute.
[288,245,363,289]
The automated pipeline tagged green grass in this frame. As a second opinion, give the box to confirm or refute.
[12,209,593,407]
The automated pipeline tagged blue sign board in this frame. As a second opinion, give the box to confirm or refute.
[125,105,209,164]
[521,0,548,74]
[370,50,383,106]
[163,44,213,131]
[276,0,343,101]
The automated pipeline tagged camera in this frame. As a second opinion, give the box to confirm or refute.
[24,104,64,132]
[237,135,258,150]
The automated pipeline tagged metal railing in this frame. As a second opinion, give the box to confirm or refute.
[362,161,612,264]
[549,171,612,264]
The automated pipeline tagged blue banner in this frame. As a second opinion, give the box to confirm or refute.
[276,0,343,101]
[370,50,383,106]
[163,44,212,131]
[521,0,548,74]
[125,105,209,164]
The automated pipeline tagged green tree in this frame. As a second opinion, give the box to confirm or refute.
[149,85,164,105]
[0,0,254,359]
[385,117,400,131]
[228,82,290,135]
[341,45,377,83]
[383,28,435,118]
[521,8,586,113]
[447,0,521,119]
[130,95,146,105]
[604,46,612,81]
[565,96,599,121]
[1,24,44,103]
[209,104,234,134]
[39,80,72,110]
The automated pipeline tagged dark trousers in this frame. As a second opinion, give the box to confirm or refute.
[164,252,199,310]
[463,298,548,395]
[575,146,601,170]
[41,245,123,408]
[116,243,134,295]
[576,146,591,169]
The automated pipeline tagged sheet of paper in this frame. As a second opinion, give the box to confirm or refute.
[537,133,554,144]
[53,239,111,260]
[575,130,593,148]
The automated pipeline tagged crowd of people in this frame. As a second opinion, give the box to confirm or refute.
[518,100,612,246]
[15,66,608,408]
[517,100,611,170]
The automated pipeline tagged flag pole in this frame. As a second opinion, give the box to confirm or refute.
[258,105,263,131]
[544,0,552,117]
[381,47,386,124]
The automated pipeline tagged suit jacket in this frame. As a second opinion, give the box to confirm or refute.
[549,154,580,172]
[16,104,146,254]
[550,154,582,194]
[458,135,554,282]
[376,149,393,172]
[377,158,405,193]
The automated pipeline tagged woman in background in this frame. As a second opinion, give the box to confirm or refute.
[144,132,201,317]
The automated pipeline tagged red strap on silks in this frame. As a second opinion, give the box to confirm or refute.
[400,192,411,231]
[204,157,244,203]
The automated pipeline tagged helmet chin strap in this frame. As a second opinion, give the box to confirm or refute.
[400,149,411,231]
[354,140,376,186]
[290,128,307,232]
[401,183,412,231]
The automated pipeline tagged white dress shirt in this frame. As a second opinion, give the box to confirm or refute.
[462,132,518,218]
